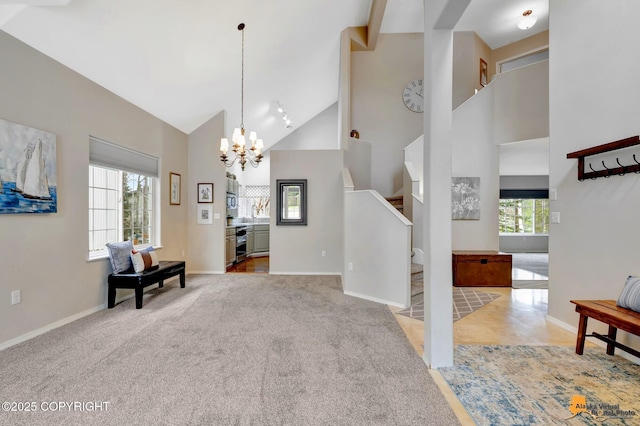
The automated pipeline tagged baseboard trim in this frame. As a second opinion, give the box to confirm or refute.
[0,278,181,351]
[546,314,640,364]
[343,290,408,309]
[268,271,341,276]
[188,270,224,275]
[0,304,105,351]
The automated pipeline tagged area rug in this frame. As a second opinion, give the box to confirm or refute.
[396,288,501,322]
[440,345,640,425]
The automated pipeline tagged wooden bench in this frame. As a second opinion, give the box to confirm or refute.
[108,261,186,309]
[570,299,640,358]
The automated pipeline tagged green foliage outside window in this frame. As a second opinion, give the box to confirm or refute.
[499,199,549,234]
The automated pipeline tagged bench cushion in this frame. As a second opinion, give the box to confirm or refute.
[617,275,640,313]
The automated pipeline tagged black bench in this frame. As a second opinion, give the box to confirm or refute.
[108,261,186,309]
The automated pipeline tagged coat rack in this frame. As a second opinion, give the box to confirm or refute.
[566,136,640,180]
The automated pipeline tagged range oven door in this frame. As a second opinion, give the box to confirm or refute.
[235,227,248,262]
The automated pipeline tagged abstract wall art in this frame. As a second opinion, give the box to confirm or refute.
[452,177,480,220]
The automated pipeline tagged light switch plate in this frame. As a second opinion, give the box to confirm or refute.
[214,213,221,220]
[550,189,557,200]
[550,212,560,224]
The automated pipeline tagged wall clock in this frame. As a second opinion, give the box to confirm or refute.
[402,79,424,113]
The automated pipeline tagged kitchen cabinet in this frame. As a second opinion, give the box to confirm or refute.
[246,226,254,255]
[226,228,236,266]
[253,224,269,253]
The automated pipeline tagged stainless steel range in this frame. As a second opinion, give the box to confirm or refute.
[235,226,248,263]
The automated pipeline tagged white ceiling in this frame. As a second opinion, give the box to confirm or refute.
[0,0,548,148]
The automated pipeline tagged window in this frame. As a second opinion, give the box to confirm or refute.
[499,198,549,234]
[89,137,159,258]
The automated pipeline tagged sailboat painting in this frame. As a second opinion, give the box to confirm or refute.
[0,118,57,214]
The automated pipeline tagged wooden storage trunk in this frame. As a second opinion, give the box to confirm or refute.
[452,250,512,287]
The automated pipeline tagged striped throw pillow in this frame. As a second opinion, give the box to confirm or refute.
[617,275,640,312]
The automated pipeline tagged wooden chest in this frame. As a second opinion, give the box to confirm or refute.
[452,250,512,287]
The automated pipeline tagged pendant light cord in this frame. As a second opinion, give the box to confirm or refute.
[239,23,245,131]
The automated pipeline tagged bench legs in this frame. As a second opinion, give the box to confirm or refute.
[180,270,185,288]
[576,314,588,355]
[107,284,116,309]
[576,314,620,356]
[606,325,618,355]
[135,287,144,309]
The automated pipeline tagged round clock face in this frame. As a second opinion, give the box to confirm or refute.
[402,79,424,113]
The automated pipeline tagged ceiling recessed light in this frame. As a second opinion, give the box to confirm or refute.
[517,10,537,30]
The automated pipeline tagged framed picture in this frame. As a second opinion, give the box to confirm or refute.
[197,183,213,203]
[170,172,181,205]
[452,177,480,220]
[197,204,213,224]
[0,118,57,214]
[479,58,488,87]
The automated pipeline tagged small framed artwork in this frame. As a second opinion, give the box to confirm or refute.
[197,183,213,203]
[170,172,181,205]
[197,204,213,224]
[479,58,488,87]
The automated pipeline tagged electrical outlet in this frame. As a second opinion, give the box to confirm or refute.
[348,262,353,271]
[321,250,326,257]
[11,290,21,305]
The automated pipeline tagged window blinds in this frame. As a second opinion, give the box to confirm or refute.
[89,136,159,177]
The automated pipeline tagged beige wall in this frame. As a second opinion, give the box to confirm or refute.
[453,31,548,111]
[269,150,343,274]
[0,31,188,347]
[187,111,227,273]
[452,32,493,110]
[351,33,424,197]
[493,30,549,70]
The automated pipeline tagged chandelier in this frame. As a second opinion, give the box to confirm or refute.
[220,23,263,171]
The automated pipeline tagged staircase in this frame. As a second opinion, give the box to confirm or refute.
[386,195,403,214]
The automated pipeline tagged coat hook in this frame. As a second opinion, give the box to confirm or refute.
[634,154,640,173]
[601,160,611,177]
[615,158,627,175]
[588,162,598,179]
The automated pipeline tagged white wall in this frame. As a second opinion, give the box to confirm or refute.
[344,190,412,307]
[269,150,343,274]
[548,0,640,360]
[187,111,228,273]
[452,79,499,251]
[271,102,338,151]
[0,31,188,347]
[351,33,424,196]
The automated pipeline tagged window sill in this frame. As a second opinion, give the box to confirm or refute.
[499,233,548,237]
[87,245,163,262]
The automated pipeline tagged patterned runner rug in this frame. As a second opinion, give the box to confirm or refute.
[440,345,640,425]
[396,287,501,322]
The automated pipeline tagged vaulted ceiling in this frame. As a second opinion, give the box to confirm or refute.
[0,0,547,148]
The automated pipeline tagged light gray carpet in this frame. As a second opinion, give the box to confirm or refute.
[0,274,459,426]
[511,252,548,277]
